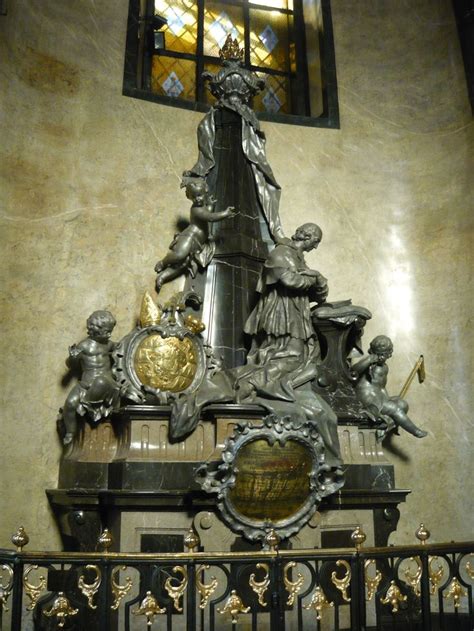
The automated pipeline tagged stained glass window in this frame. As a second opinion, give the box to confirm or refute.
[124,0,339,127]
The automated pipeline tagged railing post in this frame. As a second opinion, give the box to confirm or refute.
[420,551,431,631]
[350,552,365,631]
[98,558,111,631]
[186,560,196,631]
[270,556,285,631]
[10,557,23,631]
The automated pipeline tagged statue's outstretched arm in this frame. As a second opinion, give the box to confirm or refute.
[194,206,236,222]
[351,354,375,376]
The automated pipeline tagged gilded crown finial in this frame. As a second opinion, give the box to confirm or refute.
[351,525,366,550]
[219,34,244,62]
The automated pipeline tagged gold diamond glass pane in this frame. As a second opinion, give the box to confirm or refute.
[151,56,196,101]
[249,0,293,10]
[203,2,244,59]
[249,9,292,72]
[202,62,221,106]
[253,72,290,114]
[155,0,198,54]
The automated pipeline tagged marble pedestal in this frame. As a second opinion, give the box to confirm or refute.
[47,405,409,553]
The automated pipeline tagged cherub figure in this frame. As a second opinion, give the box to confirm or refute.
[59,310,121,445]
[352,335,427,438]
[154,179,237,291]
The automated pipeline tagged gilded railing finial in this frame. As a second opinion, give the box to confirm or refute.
[12,526,29,552]
[98,528,113,553]
[351,526,366,551]
[264,529,280,552]
[184,527,200,552]
[415,523,430,545]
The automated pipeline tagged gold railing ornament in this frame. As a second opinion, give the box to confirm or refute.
[249,563,270,606]
[217,589,250,624]
[12,526,29,552]
[111,565,133,610]
[405,525,444,597]
[78,564,101,610]
[184,527,200,552]
[283,561,305,606]
[264,529,280,552]
[380,581,407,613]
[0,565,14,613]
[132,591,166,627]
[43,592,79,628]
[404,557,423,597]
[23,565,47,611]
[164,565,188,612]
[415,523,430,545]
[303,586,334,621]
[196,565,218,609]
[351,526,366,551]
[364,559,382,601]
[331,560,351,602]
[466,555,474,580]
[428,557,444,594]
[98,528,113,552]
[443,577,468,609]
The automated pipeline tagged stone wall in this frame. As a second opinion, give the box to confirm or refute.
[0,0,472,549]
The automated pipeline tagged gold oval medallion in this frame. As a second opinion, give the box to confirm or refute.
[228,438,313,523]
[134,334,198,392]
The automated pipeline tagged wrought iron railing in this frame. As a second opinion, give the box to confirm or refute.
[0,526,472,630]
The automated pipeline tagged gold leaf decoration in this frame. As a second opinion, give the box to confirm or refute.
[140,291,162,327]
[249,563,270,607]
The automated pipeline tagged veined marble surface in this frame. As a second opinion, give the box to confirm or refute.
[0,0,472,549]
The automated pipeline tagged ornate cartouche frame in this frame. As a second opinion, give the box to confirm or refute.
[196,414,336,542]
[113,293,208,402]
[115,325,207,399]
